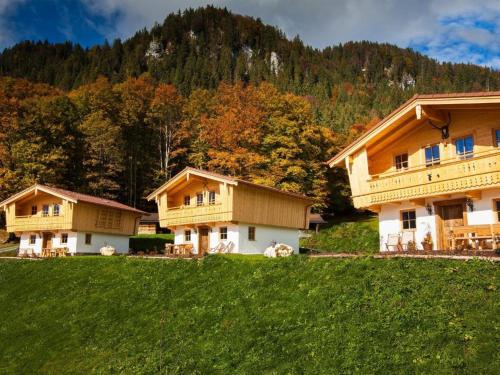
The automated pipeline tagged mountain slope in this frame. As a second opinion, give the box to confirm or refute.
[0,6,498,99]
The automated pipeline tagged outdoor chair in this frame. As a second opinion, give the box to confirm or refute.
[386,234,402,252]
[210,242,225,254]
[400,231,416,251]
[18,248,28,258]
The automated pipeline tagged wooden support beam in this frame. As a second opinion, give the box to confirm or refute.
[410,198,426,206]
[465,190,482,200]
[367,205,381,213]
[422,105,448,124]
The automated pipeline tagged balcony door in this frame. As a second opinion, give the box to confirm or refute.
[198,227,209,256]
[435,200,466,250]
[42,233,53,250]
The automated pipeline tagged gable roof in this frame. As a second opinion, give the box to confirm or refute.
[147,167,315,202]
[0,184,145,214]
[327,91,500,167]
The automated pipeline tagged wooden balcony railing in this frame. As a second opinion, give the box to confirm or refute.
[353,149,500,207]
[8,215,72,232]
[163,202,232,226]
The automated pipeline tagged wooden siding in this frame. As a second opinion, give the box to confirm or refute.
[71,203,139,236]
[346,109,500,209]
[159,181,233,227]
[5,194,139,236]
[6,193,73,233]
[232,185,309,229]
[156,176,310,229]
[368,110,499,176]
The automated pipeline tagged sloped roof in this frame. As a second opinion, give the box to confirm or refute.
[140,212,159,222]
[328,91,500,167]
[147,167,315,202]
[309,213,327,224]
[0,184,145,214]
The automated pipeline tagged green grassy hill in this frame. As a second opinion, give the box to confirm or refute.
[0,256,498,374]
[301,214,380,253]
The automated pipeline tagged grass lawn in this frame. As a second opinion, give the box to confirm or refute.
[301,213,380,253]
[0,256,498,374]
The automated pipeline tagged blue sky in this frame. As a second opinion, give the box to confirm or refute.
[0,0,499,69]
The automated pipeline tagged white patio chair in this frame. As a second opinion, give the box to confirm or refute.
[401,231,416,251]
[221,241,234,254]
[18,248,28,258]
[386,234,402,252]
[209,242,224,254]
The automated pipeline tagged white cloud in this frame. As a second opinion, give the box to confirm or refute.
[0,0,25,49]
[1,0,499,68]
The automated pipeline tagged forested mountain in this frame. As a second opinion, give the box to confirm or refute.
[0,6,499,215]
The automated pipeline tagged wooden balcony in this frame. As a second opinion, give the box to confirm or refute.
[8,215,72,232]
[163,203,232,226]
[354,149,500,208]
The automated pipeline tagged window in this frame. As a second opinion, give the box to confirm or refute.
[395,153,408,170]
[220,227,228,240]
[209,191,216,205]
[61,233,68,244]
[495,200,500,222]
[494,129,500,147]
[248,226,256,241]
[42,205,49,217]
[456,135,474,159]
[96,209,121,229]
[31,205,37,215]
[401,210,416,230]
[29,235,36,245]
[184,195,190,206]
[184,230,191,242]
[53,204,60,216]
[424,144,440,166]
[196,193,204,206]
[85,233,92,245]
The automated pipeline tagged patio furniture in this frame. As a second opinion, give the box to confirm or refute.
[41,248,51,258]
[401,231,416,251]
[26,248,37,258]
[166,243,193,257]
[18,248,28,258]
[57,247,68,257]
[386,234,402,252]
[210,242,225,254]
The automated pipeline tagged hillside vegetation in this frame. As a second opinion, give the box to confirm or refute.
[0,256,498,374]
[301,215,379,253]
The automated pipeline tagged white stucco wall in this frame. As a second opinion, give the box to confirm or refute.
[19,231,129,254]
[379,188,500,251]
[379,204,436,251]
[76,232,130,253]
[173,223,300,254]
[238,223,299,254]
[19,232,43,254]
[19,231,78,254]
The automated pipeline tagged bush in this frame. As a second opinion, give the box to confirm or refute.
[129,234,174,253]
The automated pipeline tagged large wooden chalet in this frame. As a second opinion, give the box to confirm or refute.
[329,91,500,252]
[147,168,313,255]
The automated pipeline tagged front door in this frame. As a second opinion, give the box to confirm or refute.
[198,227,209,256]
[437,203,465,249]
[42,233,53,250]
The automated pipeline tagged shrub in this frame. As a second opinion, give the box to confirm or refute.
[129,234,174,253]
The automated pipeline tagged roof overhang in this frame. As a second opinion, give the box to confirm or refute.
[0,184,77,210]
[327,92,500,168]
[146,167,238,201]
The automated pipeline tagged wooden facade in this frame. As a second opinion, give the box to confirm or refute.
[1,185,143,236]
[148,168,313,230]
[329,93,500,211]
[329,91,500,252]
